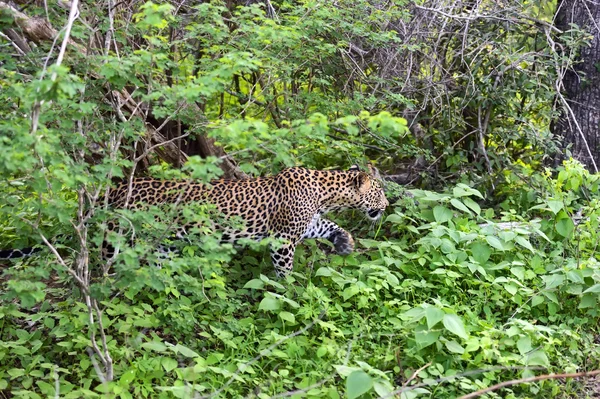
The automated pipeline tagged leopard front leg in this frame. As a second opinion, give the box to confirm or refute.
[302,216,355,255]
[270,241,297,278]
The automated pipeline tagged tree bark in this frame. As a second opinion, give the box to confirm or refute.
[553,0,600,172]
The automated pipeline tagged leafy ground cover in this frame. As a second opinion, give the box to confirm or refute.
[1,0,599,397]
[1,161,599,398]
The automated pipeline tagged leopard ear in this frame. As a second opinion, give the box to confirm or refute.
[367,163,382,180]
[348,164,361,172]
[353,172,372,194]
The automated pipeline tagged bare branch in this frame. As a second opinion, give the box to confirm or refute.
[459,369,600,399]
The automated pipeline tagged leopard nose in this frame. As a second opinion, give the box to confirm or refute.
[368,209,383,219]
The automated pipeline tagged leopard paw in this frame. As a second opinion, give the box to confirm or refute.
[332,231,355,255]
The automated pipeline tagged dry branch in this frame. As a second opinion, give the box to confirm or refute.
[458,369,600,399]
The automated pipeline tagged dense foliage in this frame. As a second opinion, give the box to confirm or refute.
[1,0,599,398]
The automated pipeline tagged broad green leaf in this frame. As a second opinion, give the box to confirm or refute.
[433,206,453,223]
[531,295,544,307]
[161,358,178,372]
[316,346,328,358]
[315,267,332,277]
[579,294,597,308]
[517,336,532,355]
[444,340,465,354]
[504,283,518,296]
[515,236,534,252]
[119,369,136,386]
[525,350,549,367]
[555,217,574,238]
[442,314,468,339]
[142,341,167,352]
[471,242,491,264]
[486,236,504,251]
[243,279,264,289]
[175,344,199,358]
[415,327,440,349]
[583,284,600,293]
[373,380,393,397]
[279,311,295,323]
[7,368,25,379]
[542,291,558,304]
[546,200,563,214]
[346,370,373,399]
[543,274,565,289]
[566,271,584,284]
[385,214,404,224]
[258,297,281,311]
[450,198,472,215]
[510,267,525,280]
[462,197,481,215]
[453,184,484,199]
[425,307,445,329]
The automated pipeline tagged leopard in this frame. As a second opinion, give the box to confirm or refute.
[1,165,389,277]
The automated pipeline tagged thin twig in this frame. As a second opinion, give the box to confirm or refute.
[458,369,600,399]
[402,362,432,388]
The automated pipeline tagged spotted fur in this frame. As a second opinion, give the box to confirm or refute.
[1,166,388,277]
[108,165,388,277]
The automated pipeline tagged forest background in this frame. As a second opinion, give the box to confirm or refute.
[1,0,600,398]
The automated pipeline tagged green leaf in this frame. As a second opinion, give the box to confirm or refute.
[450,198,472,215]
[504,283,518,296]
[243,279,264,289]
[119,369,137,386]
[471,242,491,264]
[433,206,453,223]
[444,340,465,354]
[546,200,563,214]
[532,295,544,307]
[142,341,167,352]
[453,184,484,199]
[315,267,332,277]
[544,274,565,289]
[425,307,444,329]
[486,236,504,251]
[543,291,559,304]
[517,336,532,355]
[373,380,393,397]
[579,294,597,308]
[36,381,54,395]
[161,358,178,372]
[316,346,328,358]
[555,217,574,238]
[442,314,468,339]
[415,327,440,349]
[385,214,404,224]
[7,368,25,379]
[583,284,600,293]
[279,311,295,323]
[258,296,281,311]
[515,236,534,252]
[462,197,481,215]
[566,271,584,284]
[510,267,525,280]
[175,344,199,358]
[526,350,549,367]
[346,370,373,399]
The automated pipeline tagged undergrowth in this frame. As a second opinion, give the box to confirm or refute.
[1,160,599,398]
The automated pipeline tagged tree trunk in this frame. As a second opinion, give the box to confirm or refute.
[553,0,600,172]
